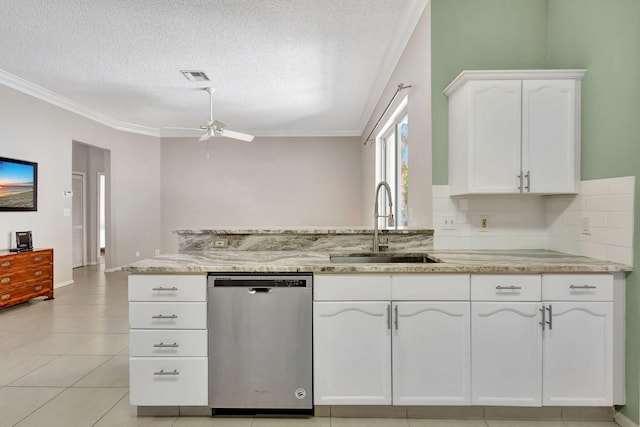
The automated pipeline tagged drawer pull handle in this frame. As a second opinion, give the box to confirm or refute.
[570,284,597,290]
[152,314,178,319]
[1,278,10,284]
[1,294,10,300]
[34,286,42,291]
[152,287,178,291]
[34,271,43,277]
[496,285,522,290]
[153,342,179,348]
[153,369,179,376]
[34,256,42,262]
[546,304,553,330]
[1,261,10,267]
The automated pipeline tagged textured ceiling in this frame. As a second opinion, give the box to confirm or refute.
[0,0,427,137]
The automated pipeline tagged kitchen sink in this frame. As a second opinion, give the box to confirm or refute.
[329,253,440,264]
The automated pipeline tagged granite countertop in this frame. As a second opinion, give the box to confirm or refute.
[122,249,631,274]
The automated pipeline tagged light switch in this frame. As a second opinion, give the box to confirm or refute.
[63,208,71,216]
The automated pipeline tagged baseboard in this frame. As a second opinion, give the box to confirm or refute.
[54,280,74,288]
[615,412,638,427]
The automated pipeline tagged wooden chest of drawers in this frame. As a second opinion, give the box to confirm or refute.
[0,249,54,309]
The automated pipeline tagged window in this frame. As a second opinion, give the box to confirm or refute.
[375,97,408,229]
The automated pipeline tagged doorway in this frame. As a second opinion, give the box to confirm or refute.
[72,172,86,268]
[97,172,106,264]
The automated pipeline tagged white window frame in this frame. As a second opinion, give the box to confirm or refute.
[375,96,408,230]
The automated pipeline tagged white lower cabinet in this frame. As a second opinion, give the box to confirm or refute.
[393,301,470,405]
[542,274,614,406]
[471,302,542,406]
[313,274,471,406]
[128,274,208,407]
[314,301,392,405]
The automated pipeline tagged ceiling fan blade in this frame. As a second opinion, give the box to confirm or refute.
[212,120,227,130]
[198,131,212,142]
[162,126,203,131]
[220,129,255,142]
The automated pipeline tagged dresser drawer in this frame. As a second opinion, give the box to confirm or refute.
[129,275,206,302]
[129,302,207,329]
[471,275,541,301]
[314,274,391,301]
[130,330,207,357]
[129,357,207,406]
[391,274,470,300]
[542,274,613,301]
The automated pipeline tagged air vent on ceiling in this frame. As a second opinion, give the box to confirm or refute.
[181,70,210,82]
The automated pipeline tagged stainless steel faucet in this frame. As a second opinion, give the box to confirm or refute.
[373,181,395,253]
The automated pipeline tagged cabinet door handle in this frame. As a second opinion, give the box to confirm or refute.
[546,304,553,330]
[525,170,531,192]
[153,369,179,376]
[1,278,10,284]
[496,285,522,290]
[151,314,178,319]
[34,286,42,291]
[1,261,10,267]
[517,172,523,192]
[1,294,10,300]
[394,305,399,330]
[570,284,597,290]
[539,306,546,331]
[34,271,43,277]
[153,342,179,348]
[34,256,42,262]
[152,287,178,291]
[386,304,391,330]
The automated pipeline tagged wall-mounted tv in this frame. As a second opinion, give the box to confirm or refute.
[0,156,38,211]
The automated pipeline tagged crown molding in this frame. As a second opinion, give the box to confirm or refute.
[443,69,587,96]
[159,127,361,139]
[356,0,429,137]
[0,69,160,137]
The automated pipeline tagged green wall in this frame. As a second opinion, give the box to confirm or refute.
[432,0,640,421]
[547,0,640,421]
[431,0,549,185]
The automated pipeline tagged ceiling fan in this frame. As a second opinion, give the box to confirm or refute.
[168,87,254,142]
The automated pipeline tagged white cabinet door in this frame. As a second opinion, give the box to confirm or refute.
[392,302,470,405]
[542,302,613,406]
[471,302,542,406]
[522,80,578,194]
[467,80,522,193]
[313,301,391,405]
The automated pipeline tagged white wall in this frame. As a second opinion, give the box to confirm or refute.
[361,2,432,228]
[0,84,162,285]
[160,136,363,251]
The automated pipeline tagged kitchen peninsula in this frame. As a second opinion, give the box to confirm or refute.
[124,228,629,418]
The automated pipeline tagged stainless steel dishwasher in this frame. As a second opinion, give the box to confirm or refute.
[207,272,313,415]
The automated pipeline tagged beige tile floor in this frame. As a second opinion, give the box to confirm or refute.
[0,266,623,427]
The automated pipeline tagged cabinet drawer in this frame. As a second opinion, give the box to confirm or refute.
[130,330,207,357]
[0,250,51,271]
[542,274,613,301]
[392,274,470,300]
[129,302,207,329]
[314,274,391,301]
[129,275,206,302]
[129,357,207,406]
[471,275,541,301]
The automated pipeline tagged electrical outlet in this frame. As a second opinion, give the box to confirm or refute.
[581,216,591,235]
[214,239,229,248]
[135,251,140,257]
[442,215,456,230]
[154,249,160,256]
[479,215,489,232]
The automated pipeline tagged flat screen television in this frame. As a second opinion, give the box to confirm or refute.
[0,156,38,211]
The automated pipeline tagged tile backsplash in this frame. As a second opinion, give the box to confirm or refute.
[433,176,635,266]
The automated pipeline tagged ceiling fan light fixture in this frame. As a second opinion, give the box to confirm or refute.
[181,70,210,82]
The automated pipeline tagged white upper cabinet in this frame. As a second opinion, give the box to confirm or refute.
[445,70,585,196]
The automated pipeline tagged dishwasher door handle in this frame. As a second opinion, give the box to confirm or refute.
[248,287,273,294]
